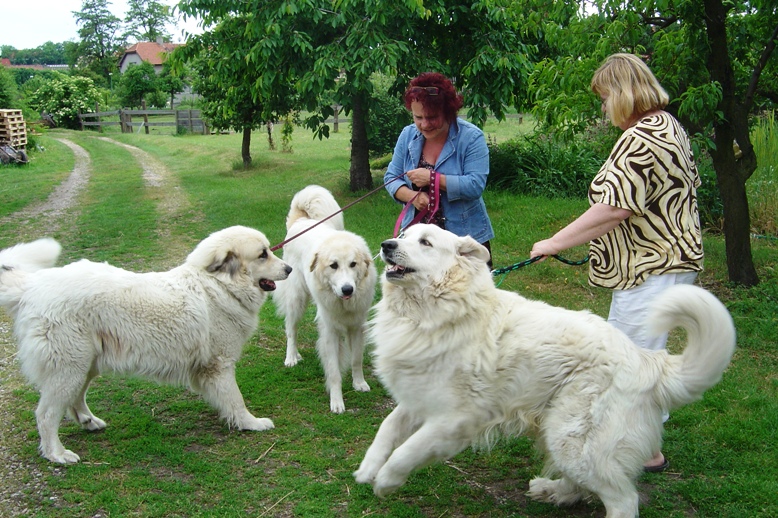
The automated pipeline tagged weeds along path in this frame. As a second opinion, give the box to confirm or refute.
[0,136,200,516]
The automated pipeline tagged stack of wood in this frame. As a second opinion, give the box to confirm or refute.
[0,109,27,149]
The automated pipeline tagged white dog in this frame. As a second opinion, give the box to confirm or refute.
[354,224,736,518]
[0,226,292,464]
[273,185,377,413]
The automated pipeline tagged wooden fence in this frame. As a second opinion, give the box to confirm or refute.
[78,104,209,135]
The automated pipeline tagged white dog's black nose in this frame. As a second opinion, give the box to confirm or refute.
[341,285,354,297]
[381,240,398,252]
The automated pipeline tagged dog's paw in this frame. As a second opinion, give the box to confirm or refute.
[527,477,560,503]
[81,416,107,431]
[240,417,275,431]
[330,398,346,414]
[353,467,375,485]
[45,449,81,464]
[372,471,404,498]
[284,352,302,367]
[353,380,370,392]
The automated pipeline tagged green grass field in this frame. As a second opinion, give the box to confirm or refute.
[0,119,775,517]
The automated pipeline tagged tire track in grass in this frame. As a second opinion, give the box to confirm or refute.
[96,137,202,269]
[0,139,90,236]
[0,138,90,517]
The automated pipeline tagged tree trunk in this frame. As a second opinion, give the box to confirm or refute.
[349,94,373,191]
[704,0,759,286]
[242,127,252,169]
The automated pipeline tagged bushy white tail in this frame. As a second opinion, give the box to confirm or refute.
[285,185,344,230]
[649,284,736,409]
[0,238,61,316]
[0,238,61,272]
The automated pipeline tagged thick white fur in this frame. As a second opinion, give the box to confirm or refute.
[354,224,736,518]
[0,226,292,464]
[273,185,377,413]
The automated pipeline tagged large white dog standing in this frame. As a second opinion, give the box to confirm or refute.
[273,185,377,413]
[354,224,736,518]
[0,226,292,464]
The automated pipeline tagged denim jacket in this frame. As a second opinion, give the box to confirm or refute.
[384,118,495,243]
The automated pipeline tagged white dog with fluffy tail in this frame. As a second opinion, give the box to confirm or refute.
[273,185,377,413]
[354,224,736,518]
[0,227,292,464]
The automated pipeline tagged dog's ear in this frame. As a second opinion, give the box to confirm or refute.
[206,251,241,276]
[309,253,319,272]
[457,236,490,264]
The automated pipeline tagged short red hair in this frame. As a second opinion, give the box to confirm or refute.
[404,72,464,123]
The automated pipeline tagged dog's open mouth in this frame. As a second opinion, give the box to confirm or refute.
[259,279,277,291]
[384,258,414,279]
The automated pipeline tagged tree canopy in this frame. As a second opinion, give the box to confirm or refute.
[124,0,174,43]
[72,0,126,80]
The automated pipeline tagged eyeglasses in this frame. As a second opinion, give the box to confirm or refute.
[409,86,439,96]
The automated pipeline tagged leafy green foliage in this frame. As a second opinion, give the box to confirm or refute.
[0,65,19,109]
[488,130,607,198]
[366,74,411,158]
[0,42,67,66]
[27,74,101,129]
[123,0,173,43]
[116,61,159,108]
[72,0,126,81]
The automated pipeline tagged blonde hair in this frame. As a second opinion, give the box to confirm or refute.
[591,53,669,127]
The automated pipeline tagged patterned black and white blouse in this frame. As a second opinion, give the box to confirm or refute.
[588,111,704,290]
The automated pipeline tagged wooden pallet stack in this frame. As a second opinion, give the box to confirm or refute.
[0,109,27,149]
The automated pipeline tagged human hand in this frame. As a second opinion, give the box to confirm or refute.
[406,168,431,188]
[530,239,560,261]
[412,192,430,211]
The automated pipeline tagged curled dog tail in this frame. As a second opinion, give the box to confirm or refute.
[650,284,736,410]
[286,185,344,231]
[0,238,61,316]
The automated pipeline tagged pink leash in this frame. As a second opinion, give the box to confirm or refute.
[392,171,441,238]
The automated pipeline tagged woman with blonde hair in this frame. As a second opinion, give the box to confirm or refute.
[531,53,704,472]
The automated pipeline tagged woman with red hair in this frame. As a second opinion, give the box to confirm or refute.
[384,72,494,265]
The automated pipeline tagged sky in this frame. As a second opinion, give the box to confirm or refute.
[0,0,203,50]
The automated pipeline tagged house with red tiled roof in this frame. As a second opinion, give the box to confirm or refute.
[118,40,182,74]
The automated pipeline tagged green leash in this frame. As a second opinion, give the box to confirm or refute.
[492,254,590,286]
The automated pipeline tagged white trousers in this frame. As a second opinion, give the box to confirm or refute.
[608,272,698,351]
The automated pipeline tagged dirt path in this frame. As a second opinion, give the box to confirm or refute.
[0,136,195,515]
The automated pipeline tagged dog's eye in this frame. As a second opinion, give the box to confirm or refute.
[420,239,432,247]
[330,262,338,270]
[349,261,357,268]
[259,250,268,259]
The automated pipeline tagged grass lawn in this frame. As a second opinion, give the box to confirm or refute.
[0,117,775,517]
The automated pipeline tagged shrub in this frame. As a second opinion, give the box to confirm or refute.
[367,74,411,158]
[489,127,725,231]
[488,131,604,198]
[28,74,101,129]
[0,65,19,109]
[749,111,778,236]
[695,152,724,231]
